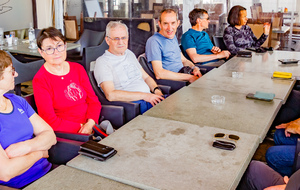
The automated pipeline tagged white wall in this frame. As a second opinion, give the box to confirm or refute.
[0,0,33,32]
[36,0,52,29]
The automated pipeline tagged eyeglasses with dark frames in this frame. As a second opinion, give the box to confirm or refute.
[41,43,66,55]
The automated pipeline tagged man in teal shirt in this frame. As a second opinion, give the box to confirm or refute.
[181,8,230,65]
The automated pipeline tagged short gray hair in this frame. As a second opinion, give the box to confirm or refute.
[106,21,128,37]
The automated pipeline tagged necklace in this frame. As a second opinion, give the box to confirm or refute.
[0,98,7,112]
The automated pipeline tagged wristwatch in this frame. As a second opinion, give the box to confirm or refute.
[152,86,162,93]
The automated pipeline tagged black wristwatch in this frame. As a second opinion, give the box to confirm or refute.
[152,86,162,93]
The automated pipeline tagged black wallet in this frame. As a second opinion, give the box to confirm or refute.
[212,140,236,151]
[79,140,117,161]
[237,51,252,58]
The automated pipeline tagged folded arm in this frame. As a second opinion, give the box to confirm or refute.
[5,113,56,158]
[0,145,48,182]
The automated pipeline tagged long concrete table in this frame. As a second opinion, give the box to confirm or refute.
[144,87,282,142]
[24,165,139,190]
[189,68,295,104]
[67,115,260,190]
[219,50,300,77]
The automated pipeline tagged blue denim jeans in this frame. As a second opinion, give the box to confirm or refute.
[266,145,295,177]
[132,100,153,114]
[132,95,168,114]
[274,129,299,145]
[266,129,298,177]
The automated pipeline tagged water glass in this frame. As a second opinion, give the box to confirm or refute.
[6,36,12,46]
[211,95,225,105]
[232,72,243,78]
[13,37,18,45]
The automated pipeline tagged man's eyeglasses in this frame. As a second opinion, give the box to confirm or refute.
[42,44,66,55]
[107,36,128,42]
[201,17,210,21]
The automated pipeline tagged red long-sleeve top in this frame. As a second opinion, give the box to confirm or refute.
[32,61,101,133]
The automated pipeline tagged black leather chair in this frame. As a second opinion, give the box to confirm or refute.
[6,51,45,96]
[138,53,188,93]
[83,18,156,57]
[67,29,106,65]
[81,40,109,71]
[293,138,300,172]
[23,93,124,165]
[212,36,228,51]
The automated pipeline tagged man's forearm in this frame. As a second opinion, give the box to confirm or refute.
[155,68,193,81]
[144,76,159,92]
[105,90,148,102]
[189,53,219,63]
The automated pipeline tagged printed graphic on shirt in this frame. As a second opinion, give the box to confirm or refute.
[126,64,140,80]
[18,108,24,114]
[64,82,83,101]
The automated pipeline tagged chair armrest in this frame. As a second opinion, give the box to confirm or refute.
[55,131,93,142]
[199,68,207,75]
[101,105,125,129]
[82,41,109,71]
[158,84,171,95]
[156,79,188,93]
[195,64,217,73]
[48,137,84,165]
[105,101,140,123]
[293,138,300,172]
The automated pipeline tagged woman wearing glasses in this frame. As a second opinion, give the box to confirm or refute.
[0,50,56,188]
[33,27,101,134]
[223,5,271,55]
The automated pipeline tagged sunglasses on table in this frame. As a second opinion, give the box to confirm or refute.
[212,133,240,151]
[214,133,240,141]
